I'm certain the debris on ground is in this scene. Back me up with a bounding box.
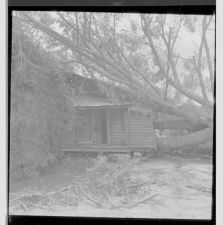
[9,154,212,219]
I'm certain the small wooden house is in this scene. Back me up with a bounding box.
[60,98,157,155]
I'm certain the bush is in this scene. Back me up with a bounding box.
[10,24,76,181]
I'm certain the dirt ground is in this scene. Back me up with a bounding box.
[9,153,213,219]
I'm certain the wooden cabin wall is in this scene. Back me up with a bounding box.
[129,111,155,148]
[110,108,128,146]
[60,107,157,152]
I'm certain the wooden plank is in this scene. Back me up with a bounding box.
[130,138,154,141]
[110,127,127,132]
[129,120,151,123]
[129,117,151,120]
[61,144,154,149]
[110,131,128,134]
[129,131,153,134]
[129,129,153,132]
[150,114,157,151]
[130,128,153,132]
[130,131,153,134]
[130,142,155,147]
[89,108,92,142]
[129,121,152,124]
[129,129,152,132]
[110,134,128,137]
[111,134,153,137]
[109,109,128,146]
[119,127,151,131]
[89,145,128,149]
[131,139,154,141]
[62,148,131,153]
[129,138,154,141]
[132,145,155,148]
[121,135,152,138]
[129,121,152,125]
[130,140,154,144]
[127,108,130,147]
[110,138,127,141]
[130,143,155,146]
[115,122,126,125]
[129,128,152,131]
[129,135,153,137]
[106,109,111,144]
[128,110,156,148]
[127,109,131,159]
[62,146,128,150]
[125,140,153,143]
[62,147,154,153]
[129,147,154,151]
[129,132,153,135]
[126,122,151,125]
[129,124,152,127]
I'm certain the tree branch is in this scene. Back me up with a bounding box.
[141,15,212,107]
[18,12,213,127]
[192,16,210,102]
[170,17,184,52]
[203,16,214,95]
[204,36,214,94]
[160,16,180,83]
[193,56,209,101]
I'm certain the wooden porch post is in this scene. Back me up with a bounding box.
[127,108,134,158]
[151,113,158,152]
[106,109,111,145]
[89,108,92,142]
[127,108,130,147]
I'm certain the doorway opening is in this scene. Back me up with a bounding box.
[100,109,108,144]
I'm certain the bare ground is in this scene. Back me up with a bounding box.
[9,153,213,219]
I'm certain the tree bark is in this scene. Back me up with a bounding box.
[153,119,207,131]
[156,128,213,151]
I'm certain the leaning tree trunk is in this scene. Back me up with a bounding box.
[18,12,214,153]
[153,119,208,131]
[156,128,213,151]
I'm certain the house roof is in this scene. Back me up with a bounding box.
[72,95,131,109]
[129,106,152,115]
[72,96,155,116]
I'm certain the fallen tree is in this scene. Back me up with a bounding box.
[156,128,213,151]
[153,119,208,131]
[14,12,214,152]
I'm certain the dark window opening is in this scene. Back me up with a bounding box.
[100,109,107,144]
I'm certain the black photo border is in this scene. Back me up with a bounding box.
[7,0,216,225]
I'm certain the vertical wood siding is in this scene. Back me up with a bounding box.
[129,110,155,148]
[60,107,156,150]
[110,108,128,145]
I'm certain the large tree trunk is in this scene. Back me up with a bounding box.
[18,13,214,152]
[156,128,213,151]
[19,12,213,127]
[153,119,208,131]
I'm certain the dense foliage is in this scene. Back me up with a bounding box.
[10,12,215,180]
[10,17,76,180]
[16,12,214,124]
